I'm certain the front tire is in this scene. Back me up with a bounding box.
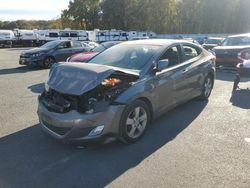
[199,75,213,100]
[119,100,151,144]
[43,56,56,69]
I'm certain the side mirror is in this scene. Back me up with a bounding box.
[156,59,169,72]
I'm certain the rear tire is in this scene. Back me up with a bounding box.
[43,56,56,69]
[199,75,213,100]
[119,100,151,144]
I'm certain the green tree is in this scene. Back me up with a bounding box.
[61,0,101,30]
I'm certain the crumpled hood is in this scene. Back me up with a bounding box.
[47,62,115,95]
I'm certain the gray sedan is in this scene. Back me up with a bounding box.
[19,40,90,68]
[37,39,215,144]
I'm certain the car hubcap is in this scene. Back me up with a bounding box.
[126,107,148,139]
[204,78,212,97]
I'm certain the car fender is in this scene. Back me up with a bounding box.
[114,78,157,112]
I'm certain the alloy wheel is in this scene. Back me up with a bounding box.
[125,106,148,139]
[204,77,212,97]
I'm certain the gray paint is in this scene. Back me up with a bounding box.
[38,39,216,142]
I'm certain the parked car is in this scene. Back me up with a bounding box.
[213,34,250,67]
[202,37,224,50]
[19,40,90,68]
[83,41,99,49]
[238,49,250,61]
[66,41,122,62]
[38,39,215,144]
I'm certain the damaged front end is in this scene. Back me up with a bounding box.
[39,63,139,114]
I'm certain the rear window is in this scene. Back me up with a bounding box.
[222,37,250,46]
[205,39,222,44]
[183,45,202,61]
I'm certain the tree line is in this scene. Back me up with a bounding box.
[1,0,250,34]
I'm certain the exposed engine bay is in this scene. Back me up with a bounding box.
[40,71,138,114]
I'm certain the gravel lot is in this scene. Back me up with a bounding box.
[0,48,250,188]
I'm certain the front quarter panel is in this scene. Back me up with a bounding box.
[114,76,158,113]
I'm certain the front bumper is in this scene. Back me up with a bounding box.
[37,99,125,143]
[19,57,44,66]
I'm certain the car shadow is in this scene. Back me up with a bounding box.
[28,83,45,94]
[0,100,207,188]
[0,66,42,75]
[230,89,250,109]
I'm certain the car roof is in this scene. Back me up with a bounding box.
[228,33,250,38]
[122,39,192,46]
[101,41,122,45]
[207,37,224,40]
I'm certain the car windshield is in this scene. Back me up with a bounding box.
[222,37,250,46]
[40,41,62,49]
[88,44,161,70]
[205,39,222,44]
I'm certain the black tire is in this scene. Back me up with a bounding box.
[199,75,213,100]
[43,56,56,69]
[119,100,151,144]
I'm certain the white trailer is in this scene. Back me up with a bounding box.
[120,31,128,41]
[137,31,148,38]
[59,29,88,41]
[109,29,121,41]
[87,30,97,41]
[78,30,88,41]
[13,29,38,46]
[87,29,109,42]
[127,31,138,40]
[148,31,157,38]
[0,30,16,47]
[96,30,109,42]
[35,30,60,45]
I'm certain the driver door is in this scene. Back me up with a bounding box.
[152,45,183,113]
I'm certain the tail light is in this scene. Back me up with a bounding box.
[238,50,250,60]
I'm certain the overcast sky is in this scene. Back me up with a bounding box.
[0,0,69,21]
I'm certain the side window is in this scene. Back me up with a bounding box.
[160,46,180,67]
[70,32,78,37]
[72,41,82,48]
[183,45,201,61]
[58,42,71,49]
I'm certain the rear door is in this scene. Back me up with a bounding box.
[54,41,72,61]
[179,43,204,99]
